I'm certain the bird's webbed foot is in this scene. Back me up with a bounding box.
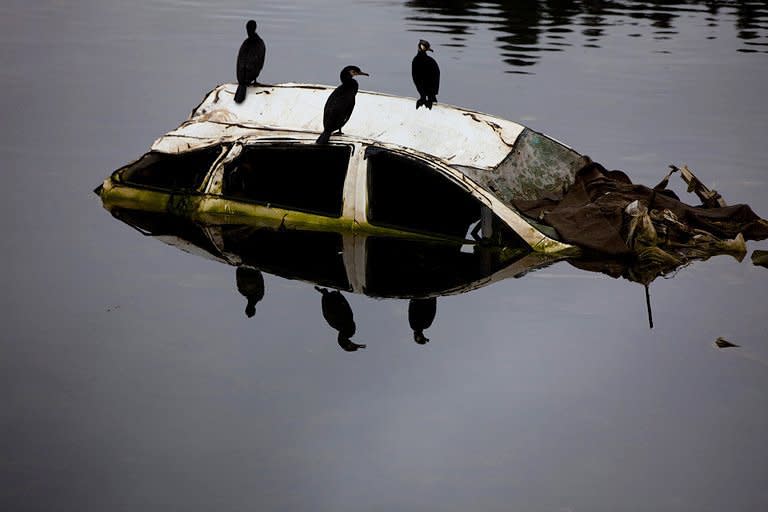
[338,337,366,352]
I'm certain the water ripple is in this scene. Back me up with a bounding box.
[404,0,768,72]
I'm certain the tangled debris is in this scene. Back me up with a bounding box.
[714,337,740,349]
[514,159,768,284]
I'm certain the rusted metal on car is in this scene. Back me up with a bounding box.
[474,129,588,202]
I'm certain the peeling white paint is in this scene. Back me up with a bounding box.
[156,83,525,171]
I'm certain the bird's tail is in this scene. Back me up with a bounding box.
[316,130,331,144]
[234,83,247,104]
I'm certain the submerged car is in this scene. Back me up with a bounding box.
[95,83,768,338]
[96,82,588,254]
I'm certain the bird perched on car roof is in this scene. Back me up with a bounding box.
[234,19,266,104]
[412,39,440,109]
[316,65,369,144]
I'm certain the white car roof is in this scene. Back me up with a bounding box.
[151,83,525,171]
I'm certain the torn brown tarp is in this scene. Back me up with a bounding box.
[514,161,768,257]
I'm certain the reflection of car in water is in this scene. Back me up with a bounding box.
[105,204,554,350]
[95,82,767,341]
[106,206,541,300]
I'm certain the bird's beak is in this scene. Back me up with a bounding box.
[427,48,434,52]
[354,70,369,77]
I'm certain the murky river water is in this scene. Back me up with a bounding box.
[2,1,767,511]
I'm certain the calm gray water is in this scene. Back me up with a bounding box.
[2,1,768,511]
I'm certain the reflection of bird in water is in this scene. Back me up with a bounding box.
[408,297,437,344]
[412,39,440,109]
[316,65,369,144]
[236,266,265,318]
[234,19,266,104]
[315,286,366,351]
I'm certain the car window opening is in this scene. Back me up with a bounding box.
[222,144,351,217]
[366,149,524,246]
[118,146,222,191]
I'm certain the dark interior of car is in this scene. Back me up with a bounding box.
[222,144,351,217]
[118,146,223,191]
[366,149,482,239]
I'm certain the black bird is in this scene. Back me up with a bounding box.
[234,19,266,104]
[408,297,437,345]
[315,286,366,351]
[235,266,265,318]
[316,65,369,144]
[412,39,440,109]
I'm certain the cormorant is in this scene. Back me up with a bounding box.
[316,65,369,144]
[411,39,440,110]
[315,286,366,351]
[234,19,266,104]
[235,266,265,318]
[408,297,437,345]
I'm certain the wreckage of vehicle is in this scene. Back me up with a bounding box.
[95,82,587,254]
[95,82,768,268]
